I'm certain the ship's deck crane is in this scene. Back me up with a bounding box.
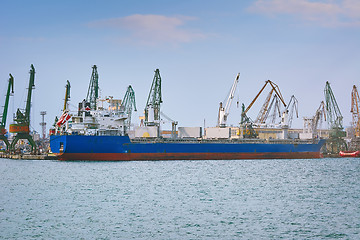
[9,65,37,153]
[64,80,71,111]
[0,74,14,150]
[145,69,162,127]
[218,73,240,128]
[56,80,71,130]
[121,85,137,133]
[351,85,360,138]
[86,65,99,110]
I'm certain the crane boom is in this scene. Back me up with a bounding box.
[245,80,286,114]
[0,74,14,151]
[1,74,14,130]
[218,73,240,127]
[262,94,281,124]
[25,64,35,122]
[255,89,274,124]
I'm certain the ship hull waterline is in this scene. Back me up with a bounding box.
[54,152,322,161]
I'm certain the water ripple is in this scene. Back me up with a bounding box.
[0,158,359,239]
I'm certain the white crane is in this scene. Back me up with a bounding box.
[218,73,240,128]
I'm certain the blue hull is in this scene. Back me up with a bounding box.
[50,135,325,161]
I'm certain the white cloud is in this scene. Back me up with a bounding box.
[89,14,205,46]
[248,0,360,27]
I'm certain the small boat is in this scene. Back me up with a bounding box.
[339,150,360,157]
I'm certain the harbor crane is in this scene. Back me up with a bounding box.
[324,81,343,133]
[351,85,360,138]
[145,69,162,127]
[240,79,287,138]
[86,65,99,110]
[324,81,346,153]
[312,101,326,137]
[9,65,37,153]
[261,94,281,125]
[121,85,137,132]
[284,95,299,128]
[217,73,240,128]
[303,101,326,139]
[240,104,258,138]
[0,74,14,151]
[160,111,178,138]
[348,85,360,150]
[246,80,287,125]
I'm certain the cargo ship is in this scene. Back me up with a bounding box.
[50,134,325,161]
[49,67,326,161]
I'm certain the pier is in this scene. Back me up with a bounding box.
[0,152,57,160]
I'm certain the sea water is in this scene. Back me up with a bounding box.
[0,158,359,239]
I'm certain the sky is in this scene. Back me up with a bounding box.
[1,0,360,135]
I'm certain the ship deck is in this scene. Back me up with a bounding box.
[130,137,319,144]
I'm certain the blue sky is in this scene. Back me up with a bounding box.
[1,0,360,134]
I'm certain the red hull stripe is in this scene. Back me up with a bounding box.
[55,152,322,161]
